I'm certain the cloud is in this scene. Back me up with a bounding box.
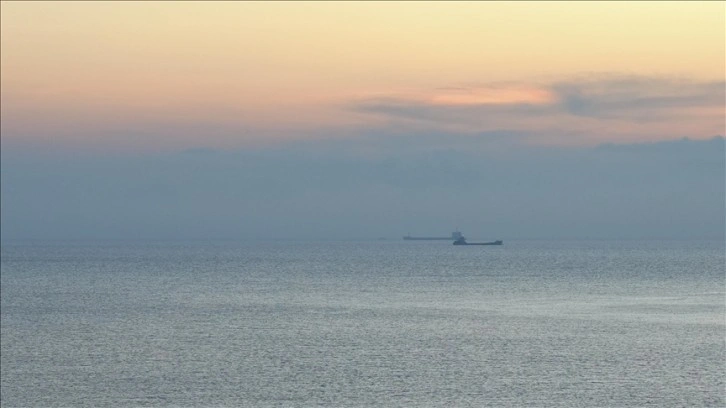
[552,75,725,120]
[349,75,725,142]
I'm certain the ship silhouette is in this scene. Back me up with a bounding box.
[403,230,503,245]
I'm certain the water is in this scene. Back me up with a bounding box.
[1,240,724,407]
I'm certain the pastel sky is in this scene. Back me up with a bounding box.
[2,1,724,152]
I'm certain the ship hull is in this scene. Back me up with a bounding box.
[454,240,503,246]
[403,236,453,240]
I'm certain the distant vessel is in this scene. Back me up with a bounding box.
[404,231,464,241]
[453,237,503,246]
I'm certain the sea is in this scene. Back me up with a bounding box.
[1,239,724,407]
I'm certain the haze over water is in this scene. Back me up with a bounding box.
[1,240,724,407]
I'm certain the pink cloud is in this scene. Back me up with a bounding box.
[349,75,725,145]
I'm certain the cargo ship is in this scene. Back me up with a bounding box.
[453,237,503,246]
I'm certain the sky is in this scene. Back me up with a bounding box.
[1,1,724,241]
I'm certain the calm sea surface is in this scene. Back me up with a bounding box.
[1,240,724,407]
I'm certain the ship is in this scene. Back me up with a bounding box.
[453,237,503,246]
[403,231,464,241]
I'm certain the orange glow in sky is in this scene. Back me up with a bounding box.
[428,87,556,106]
[1,1,724,151]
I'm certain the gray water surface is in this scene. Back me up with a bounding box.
[2,240,724,407]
